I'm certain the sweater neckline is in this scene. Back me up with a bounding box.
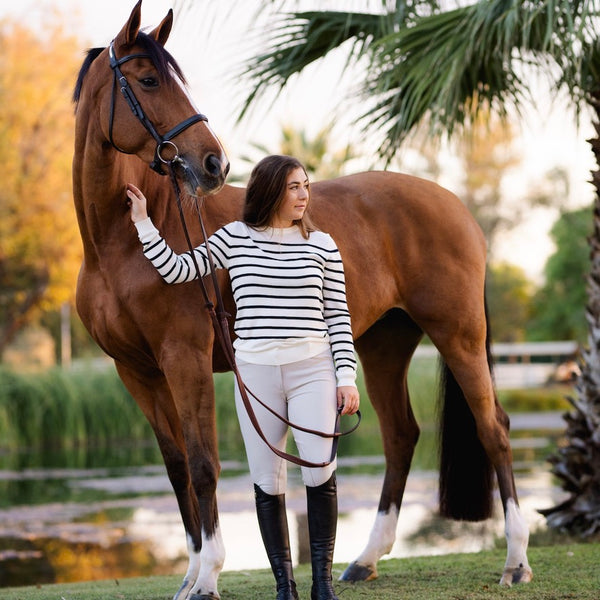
[245,223,302,239]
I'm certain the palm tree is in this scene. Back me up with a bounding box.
[237,0,600,537]
[228,124,356,184]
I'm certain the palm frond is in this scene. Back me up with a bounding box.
[236,2,441,122]
[361,0,599,162]
[235,0,600,161]
[237,10,391,121]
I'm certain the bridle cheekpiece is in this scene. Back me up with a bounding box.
[107,40,208,175]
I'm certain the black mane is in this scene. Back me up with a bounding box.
[72,31,186,105]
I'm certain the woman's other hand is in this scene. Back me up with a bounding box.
[337,385,359,415]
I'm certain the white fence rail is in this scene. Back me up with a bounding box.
[415,341,580,389]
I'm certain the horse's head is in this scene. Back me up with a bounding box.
[73,0,229,196]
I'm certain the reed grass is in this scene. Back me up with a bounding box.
[0,358,432,457]
[0,356,565,458]
[0,365,152,451]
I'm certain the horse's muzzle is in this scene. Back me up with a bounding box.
[177,152,229,196]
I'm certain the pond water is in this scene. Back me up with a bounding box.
[0,412,569,588]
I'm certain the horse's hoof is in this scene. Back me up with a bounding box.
[499,565,533,587]
[339,561,378,582]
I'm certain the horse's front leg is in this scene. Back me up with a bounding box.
[115,361,225,600]
[186,496,224,600]
[168,358,225,600]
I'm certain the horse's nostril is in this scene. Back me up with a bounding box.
[205,153,224,177]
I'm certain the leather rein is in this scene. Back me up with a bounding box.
[108,42,360,468]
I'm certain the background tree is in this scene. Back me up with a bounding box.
[403,109,523,259]
[458,109,520,258]
[0,18,82,360]
[230,123,356,183]
[528,206,592,343]
[235,0,600,536]
[486,262,533,343]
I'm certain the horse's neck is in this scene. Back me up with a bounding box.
[201,185,245,236]
[73,139,163,263]
[73,120,244,262]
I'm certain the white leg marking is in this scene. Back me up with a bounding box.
[353,507,400,566]
[504,498,530,570]
[500,498,532,586]
[172,533,201,600]
[189,523,226,598]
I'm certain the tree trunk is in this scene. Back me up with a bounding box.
[539,98,600,538]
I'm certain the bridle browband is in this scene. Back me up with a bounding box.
[108,41,207,175]
[107,40,360,467]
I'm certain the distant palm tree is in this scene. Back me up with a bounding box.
[236,0,600,537]
[229,123,356,183]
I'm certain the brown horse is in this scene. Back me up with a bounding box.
[72,2,532,598]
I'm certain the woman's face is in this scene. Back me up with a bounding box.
[271,167,309,228]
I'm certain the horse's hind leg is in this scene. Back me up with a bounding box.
[340,309,423,582]
[115,362,224,600]
[433,322,532,587]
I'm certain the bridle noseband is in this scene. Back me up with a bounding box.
[108,41,207,175]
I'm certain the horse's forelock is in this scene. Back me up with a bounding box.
[136,30,186,86]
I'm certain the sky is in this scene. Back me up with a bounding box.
[2,0,597,281]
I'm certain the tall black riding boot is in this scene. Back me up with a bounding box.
[254,484,299,600]
[306,473,339,600]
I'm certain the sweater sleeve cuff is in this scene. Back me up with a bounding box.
[336,367,357,388]
[134,217,160,243]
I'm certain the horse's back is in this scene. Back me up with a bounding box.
[310,171,487,336]
[312,171,483,251]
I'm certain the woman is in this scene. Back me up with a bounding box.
[127,155,360,600]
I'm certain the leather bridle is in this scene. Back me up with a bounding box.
[108,41,207,175]
[108,40,360,467]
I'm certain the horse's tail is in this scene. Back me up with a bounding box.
[437,298,496,521]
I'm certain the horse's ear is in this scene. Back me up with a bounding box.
[114,0,143,47]
[149,9,173,46]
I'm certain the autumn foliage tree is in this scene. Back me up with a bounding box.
[0,17,82,358]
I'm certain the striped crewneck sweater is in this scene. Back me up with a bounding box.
[135,219,357,387]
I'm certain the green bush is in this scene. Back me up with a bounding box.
[498,386,572,412]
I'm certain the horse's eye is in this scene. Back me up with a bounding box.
[139,76,158,88]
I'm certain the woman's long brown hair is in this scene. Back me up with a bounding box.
[243,155,315,238]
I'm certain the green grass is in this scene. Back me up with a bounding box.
[2,544,598,599]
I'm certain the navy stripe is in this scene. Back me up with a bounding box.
[142,221,356,378]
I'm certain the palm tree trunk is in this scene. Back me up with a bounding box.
[539,96,600,538]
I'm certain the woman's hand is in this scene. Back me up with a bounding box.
[337,385,360,415]
[126,183,148,223]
